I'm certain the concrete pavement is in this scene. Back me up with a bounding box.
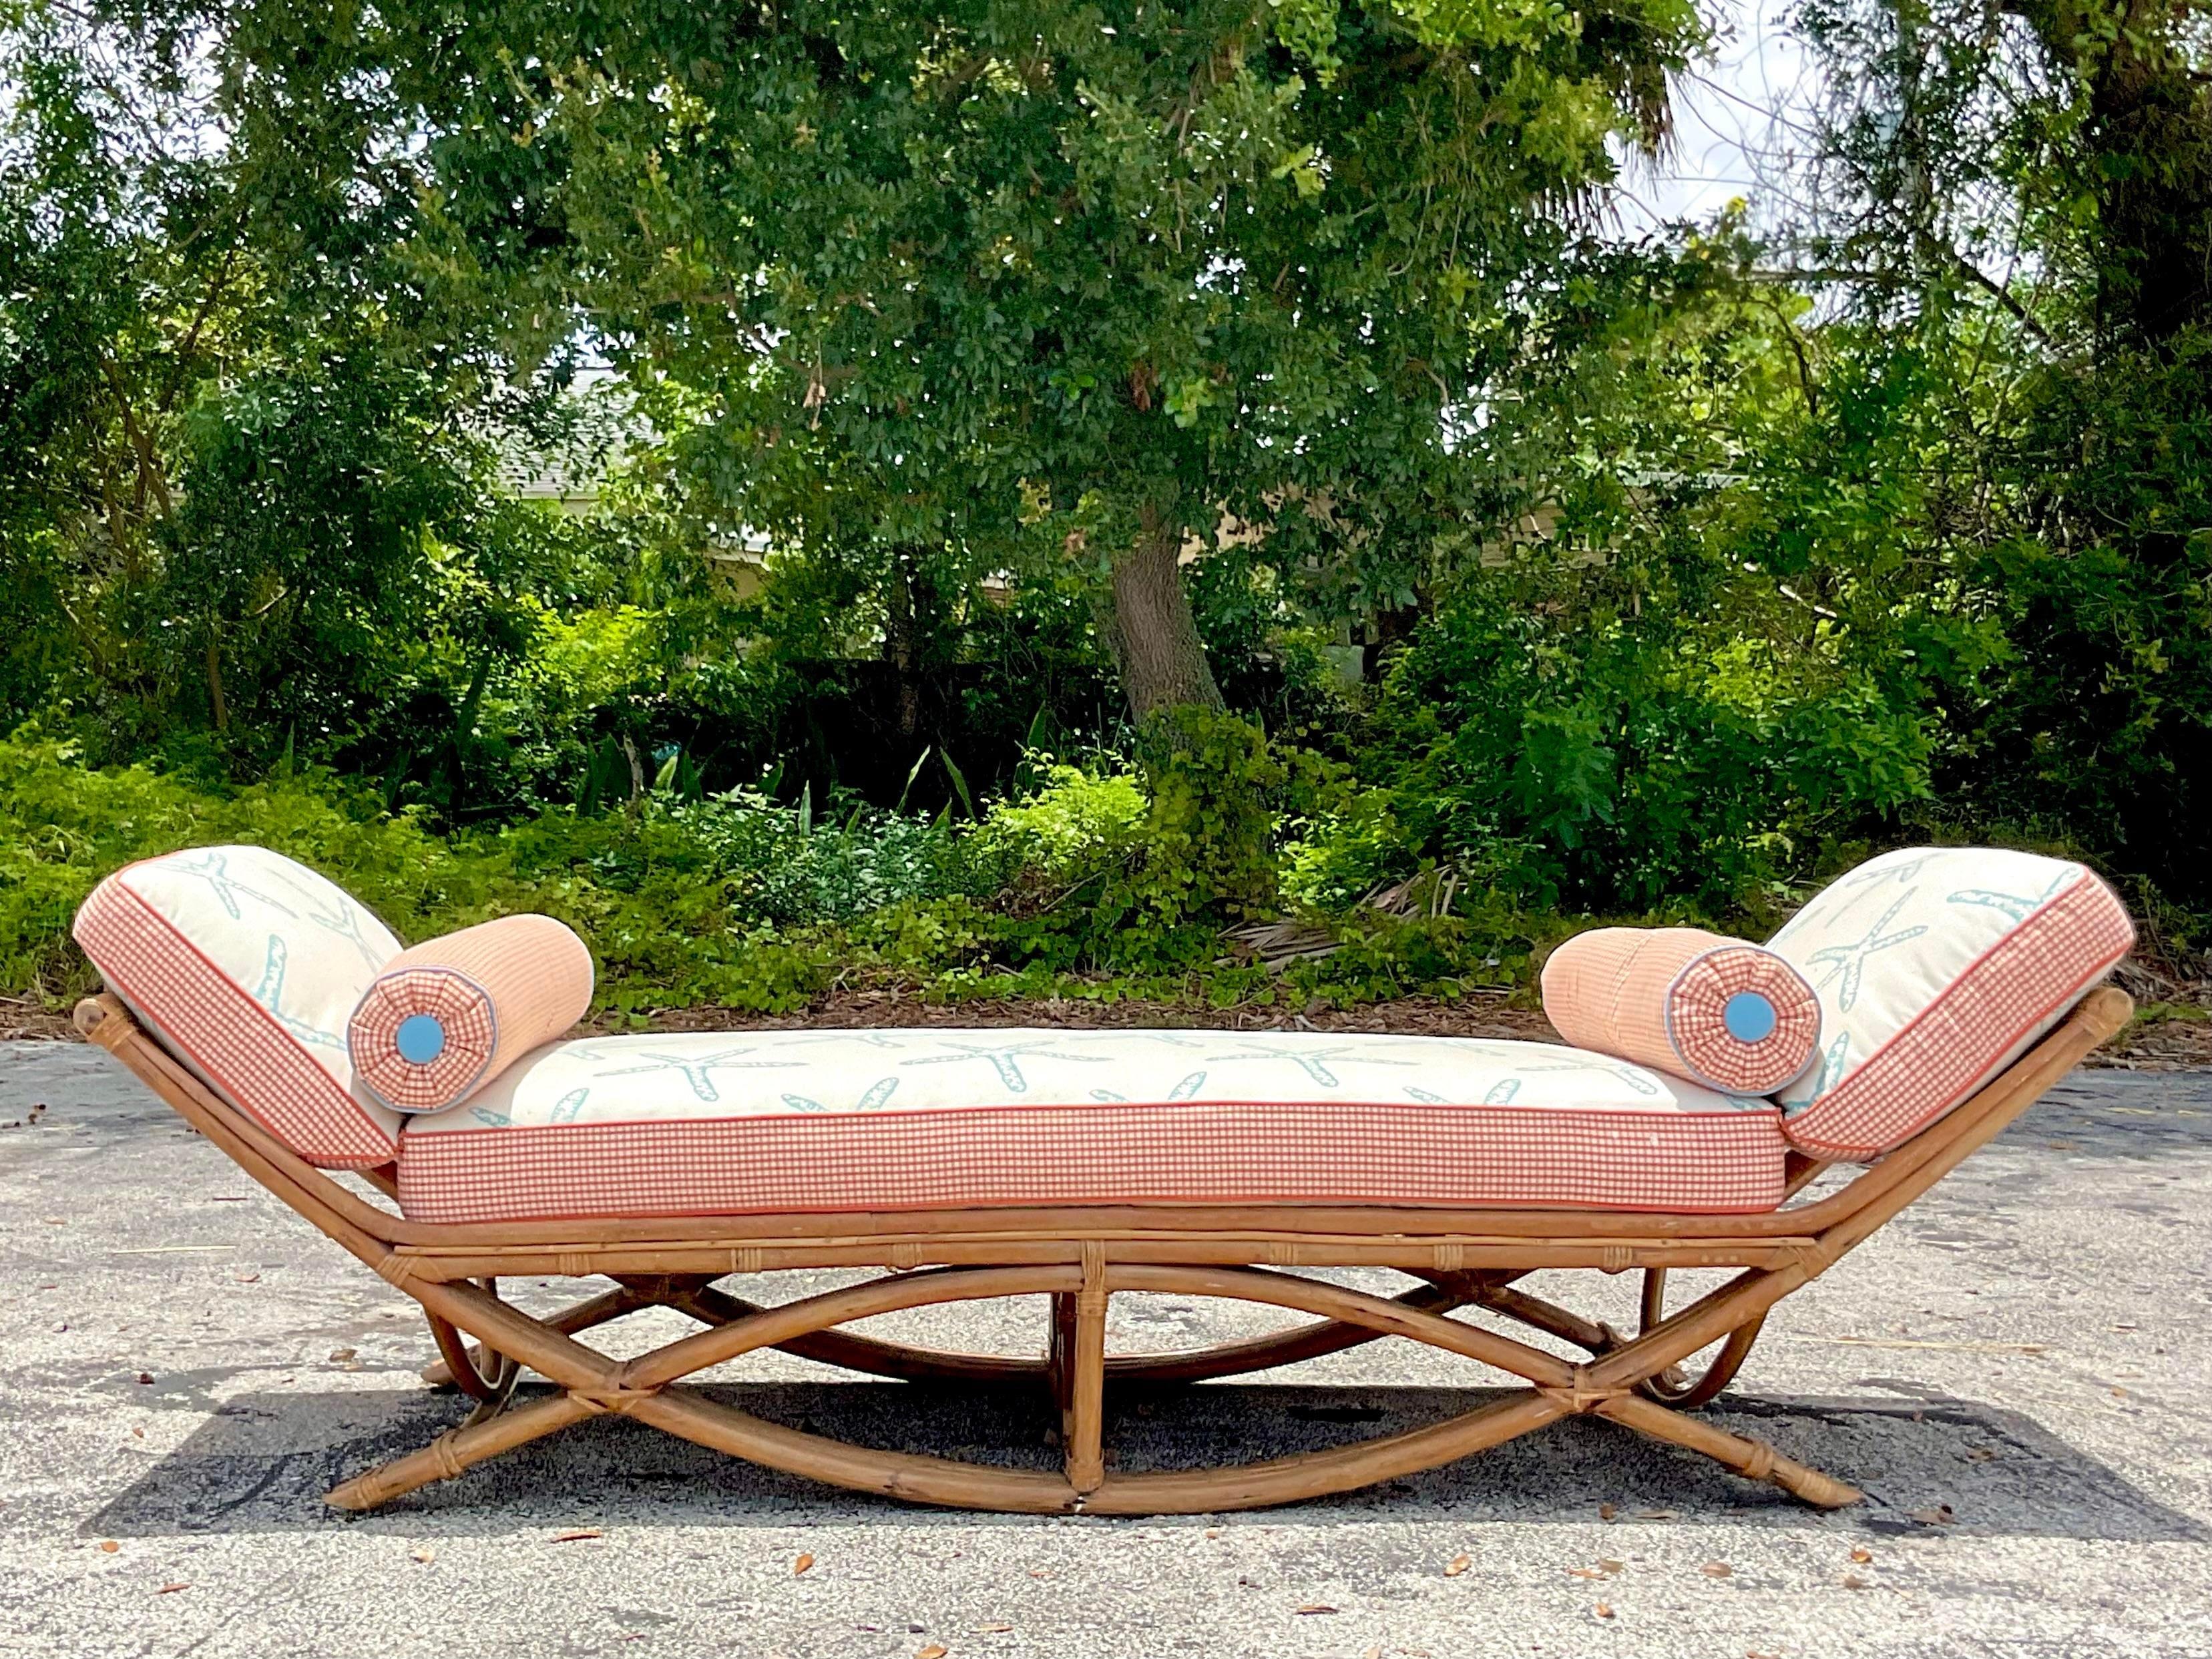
[3,1041,2210,1658]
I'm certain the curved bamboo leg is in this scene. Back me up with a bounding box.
[424,1278,520,1412]
[1597,1393,1861,1508]
[622,1377,1573,1516]
[328,1391,602,1511]
[339,1261,1869,1516]
[438,1270,1508,1395]
[1633,1268,1766,1409]
[1104,1265,1578,1389]
[423,1279,682,1389]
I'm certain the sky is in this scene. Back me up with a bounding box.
[1609,0,1819,234]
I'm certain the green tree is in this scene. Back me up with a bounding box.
[238,0,1699,720]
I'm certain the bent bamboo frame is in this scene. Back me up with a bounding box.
[74,985,2133,1516]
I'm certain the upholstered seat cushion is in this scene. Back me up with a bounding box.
[393,1028,1790,1223]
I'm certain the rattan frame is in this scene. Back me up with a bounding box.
[73,985,2133,1515]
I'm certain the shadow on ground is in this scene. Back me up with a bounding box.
[85,1380,2205,1544]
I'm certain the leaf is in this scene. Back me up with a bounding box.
[1594,1602,1616,1620]
[553,1527,604,1543]
[1841,1572,1870,1590]
[941,751,975,819]
[975,1624,1013,1634]
[326,1347,356,1363]
[793,1552,814,1574]
[1598,1560,1624,1574]
[1700,1561,1733,1578]
[1634,1508,1679,1521]
[1849,1546,1873,1564]
[411,1547,435,1564]
[156,1582,188,1594]
[1295,1604,1338,1615]
[916,1646,949,1659]
[1598,1503,1617,1521]
[895,746,933,812]
[98,1540,119,1554]
[1907,1505,1956,1527]
[1443,1553,1470,1577]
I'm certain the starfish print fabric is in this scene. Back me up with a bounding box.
[1763,847,2133,1159]
[72,845,407,1166]
[393,1025,1790,1224]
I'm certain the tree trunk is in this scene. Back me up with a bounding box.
[885,552,923,740]
[2002,0,2212,341]
[204,635,228,732]
[1109,505,1225,720]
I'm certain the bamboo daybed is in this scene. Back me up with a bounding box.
[71,980,2133,1517]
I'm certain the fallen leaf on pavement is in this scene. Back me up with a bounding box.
[1295,1604,1337,1615]
[1594,1602,1615,1620]
[1568,1568,1607,1581]
[552,1528,604,1543]
[793,1553,814,1574]
[1204,1527,1221,1539]
[1849,1546,1873,1564]
[1965,1447,1994,1462]
[131,1427,144,1439]
[1598,1503,1617,1521]
[1443,1554,1470,1577]
[975,1624,1013,1634]
[156,1582,188,1595]
[98,1541,119,1554]
[326,1347,356,1364]
[411,1548,434,1564]
[1598,1560,1624,1574]
[135,1373,153,1385]
[1841,1572,1869,1590]
[231,1273,260,1284]
[1907,1505,1955,1527]
[1362,1648,1384,1659]
[916,1646,948,1659]
[1635,1509,1679,1521]
[1701,1562,1733,1579]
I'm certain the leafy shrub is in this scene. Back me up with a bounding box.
[1362,583,1934,914]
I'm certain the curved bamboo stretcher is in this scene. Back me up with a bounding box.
[74,986,2133,1515]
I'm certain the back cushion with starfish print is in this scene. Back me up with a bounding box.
[73,845,407,1168]
[1763,847,2133,1160]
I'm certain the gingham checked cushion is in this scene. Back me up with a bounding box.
[395,1029,1790,1223]
[72,846,407,1168]
[349,914,595,1113]
[1542,927,1821,1095]
[1766,847,2134,1160]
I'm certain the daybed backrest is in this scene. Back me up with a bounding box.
[1764,847,2133,1160]
[73,846,407,1169]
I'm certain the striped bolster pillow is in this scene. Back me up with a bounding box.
[1542,926,1821,1096]
[347,915,593,1113]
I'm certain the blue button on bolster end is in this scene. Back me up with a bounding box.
[395,1013,447,1065]
[1722,991,1778,1044]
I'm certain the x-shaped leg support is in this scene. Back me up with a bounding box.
[335,1258,1859,1514]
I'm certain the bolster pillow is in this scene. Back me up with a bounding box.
[347,915,593,1113]
[1541,926,1821,1096]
